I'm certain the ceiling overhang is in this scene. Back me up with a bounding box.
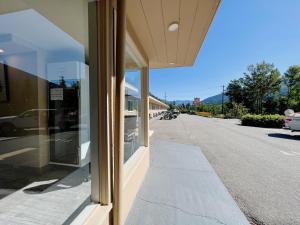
[126,0,221,68]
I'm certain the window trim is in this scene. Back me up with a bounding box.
[89,0,112,205]
[71,204,113,225]
[72,0,114,224]
[123,30,148,163]
[123,146,147,186]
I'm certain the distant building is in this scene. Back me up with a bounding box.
[149,96,169,119]
[193,97,201,106]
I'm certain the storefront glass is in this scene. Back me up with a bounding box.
[0,1,94,224]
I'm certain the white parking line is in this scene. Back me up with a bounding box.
[280,150,300,156]
[291,151,300,156]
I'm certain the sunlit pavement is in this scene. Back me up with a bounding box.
[125,135,249,225]
[149,114,300,225]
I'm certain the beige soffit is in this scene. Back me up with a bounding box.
[126,0,220,68]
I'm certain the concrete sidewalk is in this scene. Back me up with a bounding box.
[125,138,249,225]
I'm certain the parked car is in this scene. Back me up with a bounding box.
[0,109,56,136]
[284,109,300,132]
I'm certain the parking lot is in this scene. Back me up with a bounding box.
[151,114,300,225]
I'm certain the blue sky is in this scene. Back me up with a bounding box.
[149,0,300,101]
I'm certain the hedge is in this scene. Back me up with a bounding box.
[241,114,285,128]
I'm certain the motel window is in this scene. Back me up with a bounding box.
[124,50,144,162]
[127,99,134,112]
[0,1,99,224]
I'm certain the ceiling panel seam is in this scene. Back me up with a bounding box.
[183,0,200,65]
[160,0,168,63]
[139,0,159,63]
[175,0,181,64]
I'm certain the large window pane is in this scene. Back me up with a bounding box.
[0,1,95,224]
[124,51,144,162]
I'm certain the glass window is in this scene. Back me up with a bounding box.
[124,51,144,162]
[0,1,96,224]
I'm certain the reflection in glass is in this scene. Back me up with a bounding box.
[124,60,144,162]
[0,2,92,224]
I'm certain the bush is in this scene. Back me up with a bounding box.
[196,112,212,117]
[180,109,195,114]
[225,102,248,119]
[188,111,196,115]
[215,114,225,119]
[241,114,285,128]
[198,104,222,116]
[180,109,189,114]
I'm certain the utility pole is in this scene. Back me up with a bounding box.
[164,92,167,104]
[221,85,225,114]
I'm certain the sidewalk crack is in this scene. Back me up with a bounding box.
[137,196,228,225]
[151,164,212,173]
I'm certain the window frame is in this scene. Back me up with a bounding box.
[72,0,115,223]
[123,33,148,164]
[89,0,112,205]
[0,0,114,224]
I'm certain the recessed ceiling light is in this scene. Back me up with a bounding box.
[0,49,4,53]
[168,22,179,32]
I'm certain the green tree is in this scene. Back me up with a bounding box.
[59,76,67,88]
[226,62,281,114]
[168,104,176,110]
[226,78,244,104]
[242,61,281,114]
[283,65,300,111]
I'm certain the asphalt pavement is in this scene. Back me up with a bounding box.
[150,114,300,225]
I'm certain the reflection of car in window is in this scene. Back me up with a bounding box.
[0,109,55,136]
[56,108,79,131]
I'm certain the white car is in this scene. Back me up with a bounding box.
[284,109,300,132]
[0,109,56,136]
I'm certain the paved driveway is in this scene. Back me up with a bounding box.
[150,114,300,225]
